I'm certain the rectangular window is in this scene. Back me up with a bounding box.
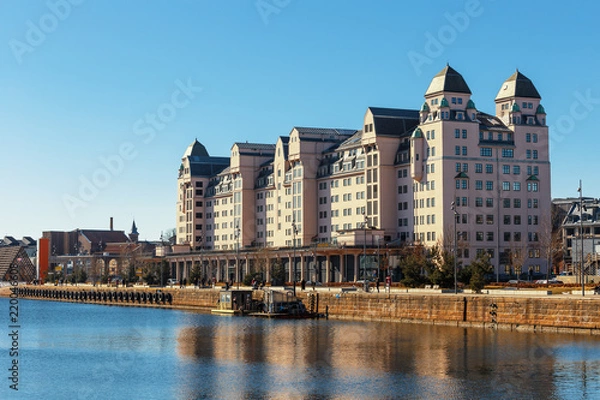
[514,199,521,208]
[533,133,538,143]
[526,133,531,142]
[455,146,461,155]
[504,232,511,241]
[476,232,484,241]
[462,146,467,156]
[514,215,521,225]
[503,165,510,174]
[480,148,492,157]
[503,198,511,208]
[455,129,460,138]
[486,164,493,174]
[513,165,520,175]
[486,232,494,241]
[486,198,493,207]
[486,181,493,190]
[486,215,494,225]
[462,129,467,139]
[475,180,483,190]
[513,182,521,191]
[502,149,514,158]
[504,215,511,225]
[533,150,538,159]
[475,197,483,207]
[526,150,532,159]
[502,182,510,191]
[475,163,483,173]
[476,215,483,224]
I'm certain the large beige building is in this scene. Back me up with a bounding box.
[172,65,551,283]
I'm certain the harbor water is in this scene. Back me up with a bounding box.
[1,298,600,399]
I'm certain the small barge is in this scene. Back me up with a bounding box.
[211,288,322,319]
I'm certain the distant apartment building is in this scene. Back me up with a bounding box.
[172,65,551,282]
[554,197,600,277]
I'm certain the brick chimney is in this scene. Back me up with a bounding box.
[110,217,113,231]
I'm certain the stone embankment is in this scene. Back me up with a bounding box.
[4,285,600,335]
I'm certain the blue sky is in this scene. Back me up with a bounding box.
[1,0,598,241]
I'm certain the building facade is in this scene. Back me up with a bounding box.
[555,197,600,278]
[171,66,551,283]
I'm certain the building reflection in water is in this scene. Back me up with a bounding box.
[175,316,599,399]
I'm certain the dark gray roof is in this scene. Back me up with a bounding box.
[368,107,420,137]
[188,156,230,177]
[495,70,541,100]
[2,236,19,246]
[182,139,209,158]
[294,127,357,137]
[425,65,472,96]
[477,112,513,132]
[234,142,276,151]
[336,131,363,150]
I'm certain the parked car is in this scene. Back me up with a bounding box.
[167,279,179,286]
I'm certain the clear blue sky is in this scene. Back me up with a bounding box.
[1,0,598,241]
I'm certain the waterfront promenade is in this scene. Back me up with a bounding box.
[3,282,600,335]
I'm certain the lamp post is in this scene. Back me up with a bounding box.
[578,180,585,296]
[292,219,298,296]
[376,235,380,285]
[363,212,369,292]
[235,225,240,289]
[451,202,458,294]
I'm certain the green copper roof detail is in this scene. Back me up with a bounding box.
[421,102,430,112]
[411,127,424,139]
[466,99,476,109]
[536,104,546,114]
[511,102,520,112]
[440,97,449,107]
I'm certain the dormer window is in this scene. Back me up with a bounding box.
[456,112,463,120]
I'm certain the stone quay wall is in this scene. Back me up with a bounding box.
[5,286,600,334]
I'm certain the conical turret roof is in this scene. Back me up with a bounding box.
[182,139,209,158]
[425,65,472,96]
[495,70,541,101]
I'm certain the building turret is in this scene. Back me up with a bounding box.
[536,104,546,125]
[410,127,424,181]
[466,99,477,121]
[495,70,542,126]
[419,101,430,123]
[129,220,139,243]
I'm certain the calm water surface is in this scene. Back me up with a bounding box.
[1,298,600,399]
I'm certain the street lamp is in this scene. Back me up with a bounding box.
[235,224,240,289]
[363,212,369,292]
[578,180,585,296]
[292,219,298,295]
[451,202,458,294]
